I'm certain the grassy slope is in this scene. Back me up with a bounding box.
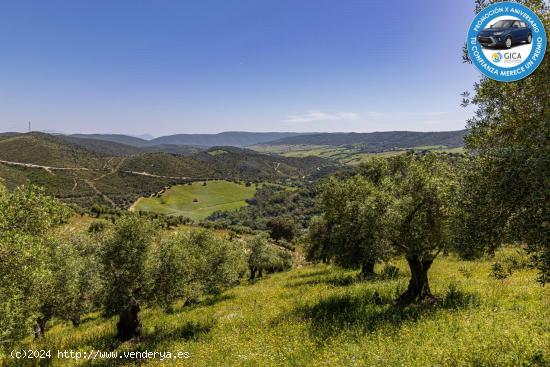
[10,252,550,367]
[251,144,465,165]
[131,180,257,220]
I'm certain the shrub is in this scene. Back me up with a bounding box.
[379,264,400,279]
[490,262,511,280]
[88,221,107,233]
[495,248,530,273]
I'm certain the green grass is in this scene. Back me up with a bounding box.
[250,144,465,166]
[7,250,550,367]
[131,180,257,220]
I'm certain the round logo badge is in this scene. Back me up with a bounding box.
[467,1,546,82]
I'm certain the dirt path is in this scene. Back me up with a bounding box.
[94,157,127,181]
[121,170,191,180]
[0,159,188,180]
[84,179,116,207]
[0,159,93,172]
[0,159,194,208]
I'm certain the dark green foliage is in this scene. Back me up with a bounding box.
[310,153,458,304]
[490,262,511,281]
[267,217,295,242]
[88,220,108,233]
[267,130,467,150]
[307,172,391,278]
[379,264,400,280]
[0,185,70,346]
[100,215,157,341]
[208,183,320,231]
[248,236,293,279]
[458,0,549,283]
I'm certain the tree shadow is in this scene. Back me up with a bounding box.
[289,268,332,279]
[171,293,234,313]
[79,320,215,367]
[144,319,216,347]
[286,273,358,288]
[287,286,479,341]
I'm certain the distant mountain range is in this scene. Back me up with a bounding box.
[262,130,468,151]
[66,130,467,151]
[70,132,308,148]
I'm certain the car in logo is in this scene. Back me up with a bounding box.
[477,19,532,49]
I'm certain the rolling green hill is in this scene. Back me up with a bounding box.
[195,146,338,180]
[0,133,334,209]
[264,130,467,149]
[64,135,203,156]
[131,180,257,220]
[251,144,465,165]
[0,132,108,169]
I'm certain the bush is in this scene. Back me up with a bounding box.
[379,264,400,279]
[490,262,511,280]
[495,248,530,273]
[88,221,107,233]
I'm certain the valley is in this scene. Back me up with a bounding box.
[131,180,257,220]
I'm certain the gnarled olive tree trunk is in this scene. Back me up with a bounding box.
[359,260,375,279]
[396,256,433,305]
[116,299,141,341]
[34,317,47,339]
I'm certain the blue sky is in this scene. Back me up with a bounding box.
[0,0,479,136]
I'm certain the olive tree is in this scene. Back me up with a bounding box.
[307,174,391,278]
[266,217,295,242]
[0,185,69,345]
[49,233,104,327]
[150,229,246,311]
[248,236,292,280]
[312,154,457,304]
[459,0,549,281]
[100,215,156,341]
[381,154,457,304]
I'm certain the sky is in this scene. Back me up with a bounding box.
[0,0,480,136]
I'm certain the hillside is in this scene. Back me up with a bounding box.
[66,135,203,156]
[0,132,108,169]
[58,135,145,156]
[119,152,215,178]
[194,146,338,180]
[14,252,550,367]
[266,130,467,150]
[0,133,337,209]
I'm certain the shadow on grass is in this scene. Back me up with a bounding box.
[79,320,215,367]
[286,286,480,341]
[145,319,216,346]
[287,273,358,288]
[172,293,235,314]
[289,268,332,280]
[287,271,407,289]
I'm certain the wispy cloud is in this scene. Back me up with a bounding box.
[284,110,360,124]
